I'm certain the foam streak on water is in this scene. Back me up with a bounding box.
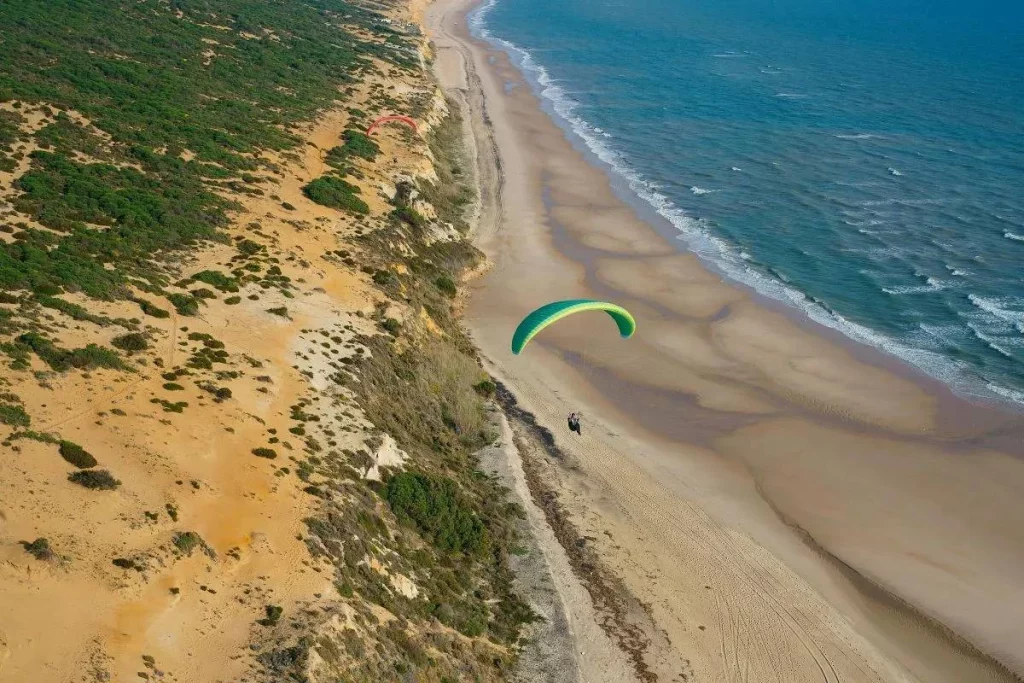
[470,0,1024,407]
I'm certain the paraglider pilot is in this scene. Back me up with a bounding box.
[567,412,581,436]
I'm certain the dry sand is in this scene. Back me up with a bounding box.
[426,0,1024,680]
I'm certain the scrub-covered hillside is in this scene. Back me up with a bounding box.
[0,1,539,681]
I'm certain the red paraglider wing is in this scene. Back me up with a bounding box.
[366,115,418,136]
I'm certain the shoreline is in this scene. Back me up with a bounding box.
[479,6,1024,432]
[467,0,1024,416]
[425,0,1024,680]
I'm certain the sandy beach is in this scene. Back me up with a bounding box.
[426,0,1024,680]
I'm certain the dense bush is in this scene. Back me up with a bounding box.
[391,205,426,229]
[384,472,488,556]
[38,296,110,325]
[15,333,125,372]
[325,129,380,169]
[252,447,277,459]
[0,402,30,427]
[302,176,369,214]
[472,379,496,398]
[167,293,199,316]
[372,270,394,286]
[191,270,239,293]
[435,275,457,298]
[172,531,209,556]
[134,298,170,319]
[111,332,148,352]
[21,538,54,561]
[59,440,97,468]
[68,469,120,490]
[258,604,284,626]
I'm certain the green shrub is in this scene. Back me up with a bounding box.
[153,399,187,413]
[381,318,401,335]
[237,239,262,257]
[372,270,393,286]
[172,531,209,556]
[32,284,62,297]
[252,447,277,459]
[0,402,30,427]
[167,293,199,316]
[435,276,457,298]
[224,296,241,305]
[191,270,239,293]
[258,604,283,626]
[163,383,184,391]
[190,287,217,300]
[391,205,426,229]
[15,333,125,372]
[59,440,97,468]
[384,472,488,556]
[38,296,110,325]
[281,202,296,211]
[472,379,496,398]
[68,469,120,490]
[266,306,289,318]
[302,176,369,214]
[324,130,380,169]
[135,298,170,319]
[111,332,148,352]
[112,557,145,571]
[21,537,53,561]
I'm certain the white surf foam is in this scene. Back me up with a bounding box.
[967,294,1024,334]
[835,133,878,140]
[881,276,949,295]
[967,323,1015,358]
[888,167,903,176]
[469,1,1024,408]
[987,383,1024,404]
[690,186,716,195]
[1004,231,1024,242]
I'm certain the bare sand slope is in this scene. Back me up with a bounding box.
[426,0,1024,680]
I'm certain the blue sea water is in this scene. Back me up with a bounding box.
[470,0,1024,405]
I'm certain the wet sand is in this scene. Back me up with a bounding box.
[426,0,1024,680]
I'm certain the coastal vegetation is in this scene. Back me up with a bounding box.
[0,0,539,680]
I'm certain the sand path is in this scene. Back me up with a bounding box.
[426,0,1024,680]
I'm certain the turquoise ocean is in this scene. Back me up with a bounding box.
[469,0,1024,405]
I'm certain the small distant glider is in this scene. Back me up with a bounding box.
[366,114,418,136]
[511,299,636,355]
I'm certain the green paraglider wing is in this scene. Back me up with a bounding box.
[511,299,636,355]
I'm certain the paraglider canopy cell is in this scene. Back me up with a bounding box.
[511,299,636,355]
[366,114,418,136]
